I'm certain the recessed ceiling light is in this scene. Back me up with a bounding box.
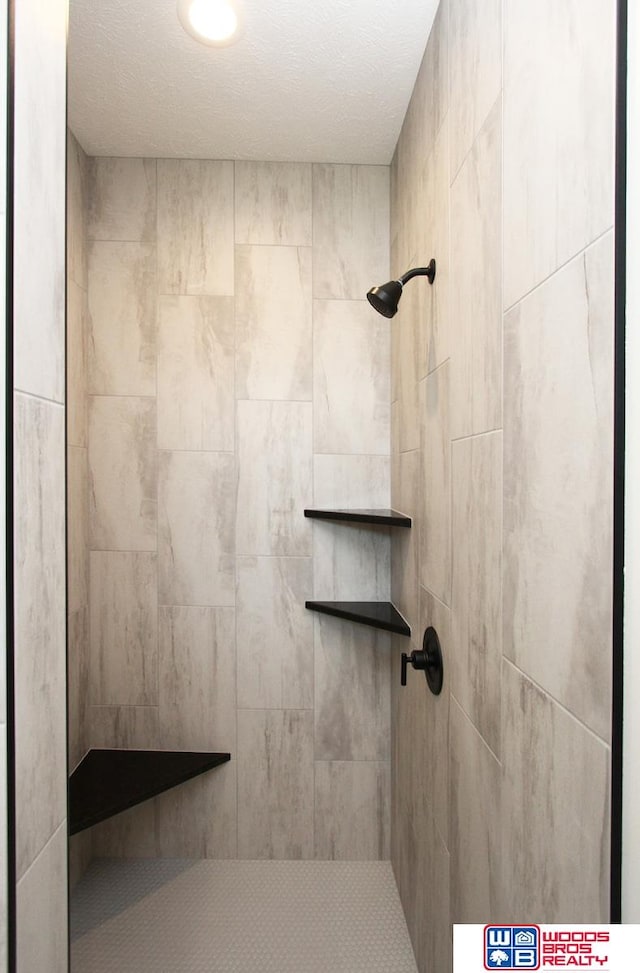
[177,0,243,47]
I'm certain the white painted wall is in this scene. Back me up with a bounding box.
[623,0,640,922]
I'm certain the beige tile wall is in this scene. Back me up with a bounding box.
[67,131,94,890]
[73,157,392,860]
[13,0,69,966]
[391,1,615,969]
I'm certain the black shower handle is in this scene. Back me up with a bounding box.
[400,628,444,696]
[401,649,430,686]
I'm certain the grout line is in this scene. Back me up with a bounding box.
[449,91,503,190]
[419,582,451,614]
[502,225,614,315]
[16,820,68,889]
[89,550,158,556]
[236,707,315,714]
[235,397,313,405]
[425,354,452,380]
[450,692,503,767]
[87,392,156,401]
[87,704,159,709]
[156,447,235,456]
[450,426,503,445]
[13,388,65,408]
[87,237,155,246]
[234,241,313,250]
[502,657,612,750]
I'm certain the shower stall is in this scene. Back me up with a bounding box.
[5,0,624,969]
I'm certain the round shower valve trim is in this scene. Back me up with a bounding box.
[401,626,444,696]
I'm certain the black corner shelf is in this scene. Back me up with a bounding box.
[305,600,411,637]
[69,748,231,835]
[304,508,411,528]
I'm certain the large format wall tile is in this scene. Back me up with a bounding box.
[68,445,88,615]
[68,608,89,771]
[236,401,312,556]
[16,823,67,973]
[93,763,237,861]
[89,551,158,706]
[391,274,420,452]
[235,161,312,246]
[418,118,450,379]
[69,832,92,893]
[159,606,236,749]
[450,99,502,439]
[315,614,390,762]
[87,705,159,749]
[393,806,451,973]
[449,697,501,922]
[92,766,232,861]
[388,0,615,962]
[313,453,390,508]
[313,521,390,602]
[237,557,313,710]
[392,0,447,280]
[236,245,312,401]
[397,586,450,847]
[314,761,389,860]
[503,0,615,308]
[158,296,235,451]
[67,279,87,447]
[313,164,389,300]
[449,0,502,179]
[397,0,448,228]
[90,799,156,859]
[153,763,237,859]
[157,159,234,296]
[500,660,610,920]
[313,453,391,601]
[158,451,235,607]
[14,394,66,877]
[451,431,502,757]
[88,242,156,396]
[419,362,451,606]
[14,0,66,403]
[237,709,314,859]
[88,157,156,242]
[89,396,157,552]
[503,235,613,740]
[67,130,87,290]
[313,300,389,454]
[391,449,420,637]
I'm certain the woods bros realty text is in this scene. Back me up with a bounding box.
[539,931,610,967]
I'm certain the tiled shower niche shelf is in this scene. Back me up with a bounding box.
[305,601,411,637]
[304,508,411,528]
[69,748,231,835]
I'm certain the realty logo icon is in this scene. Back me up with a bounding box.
[484,926,540,969]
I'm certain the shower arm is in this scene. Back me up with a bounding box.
[399,260,436,287]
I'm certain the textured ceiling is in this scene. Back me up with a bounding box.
[68,0,439,164]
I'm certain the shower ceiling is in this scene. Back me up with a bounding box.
[68,0,439,163]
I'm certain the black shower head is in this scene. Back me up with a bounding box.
[366,279,404,318]
[366,259,436,318]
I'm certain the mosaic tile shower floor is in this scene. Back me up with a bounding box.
[71,858,419,973]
